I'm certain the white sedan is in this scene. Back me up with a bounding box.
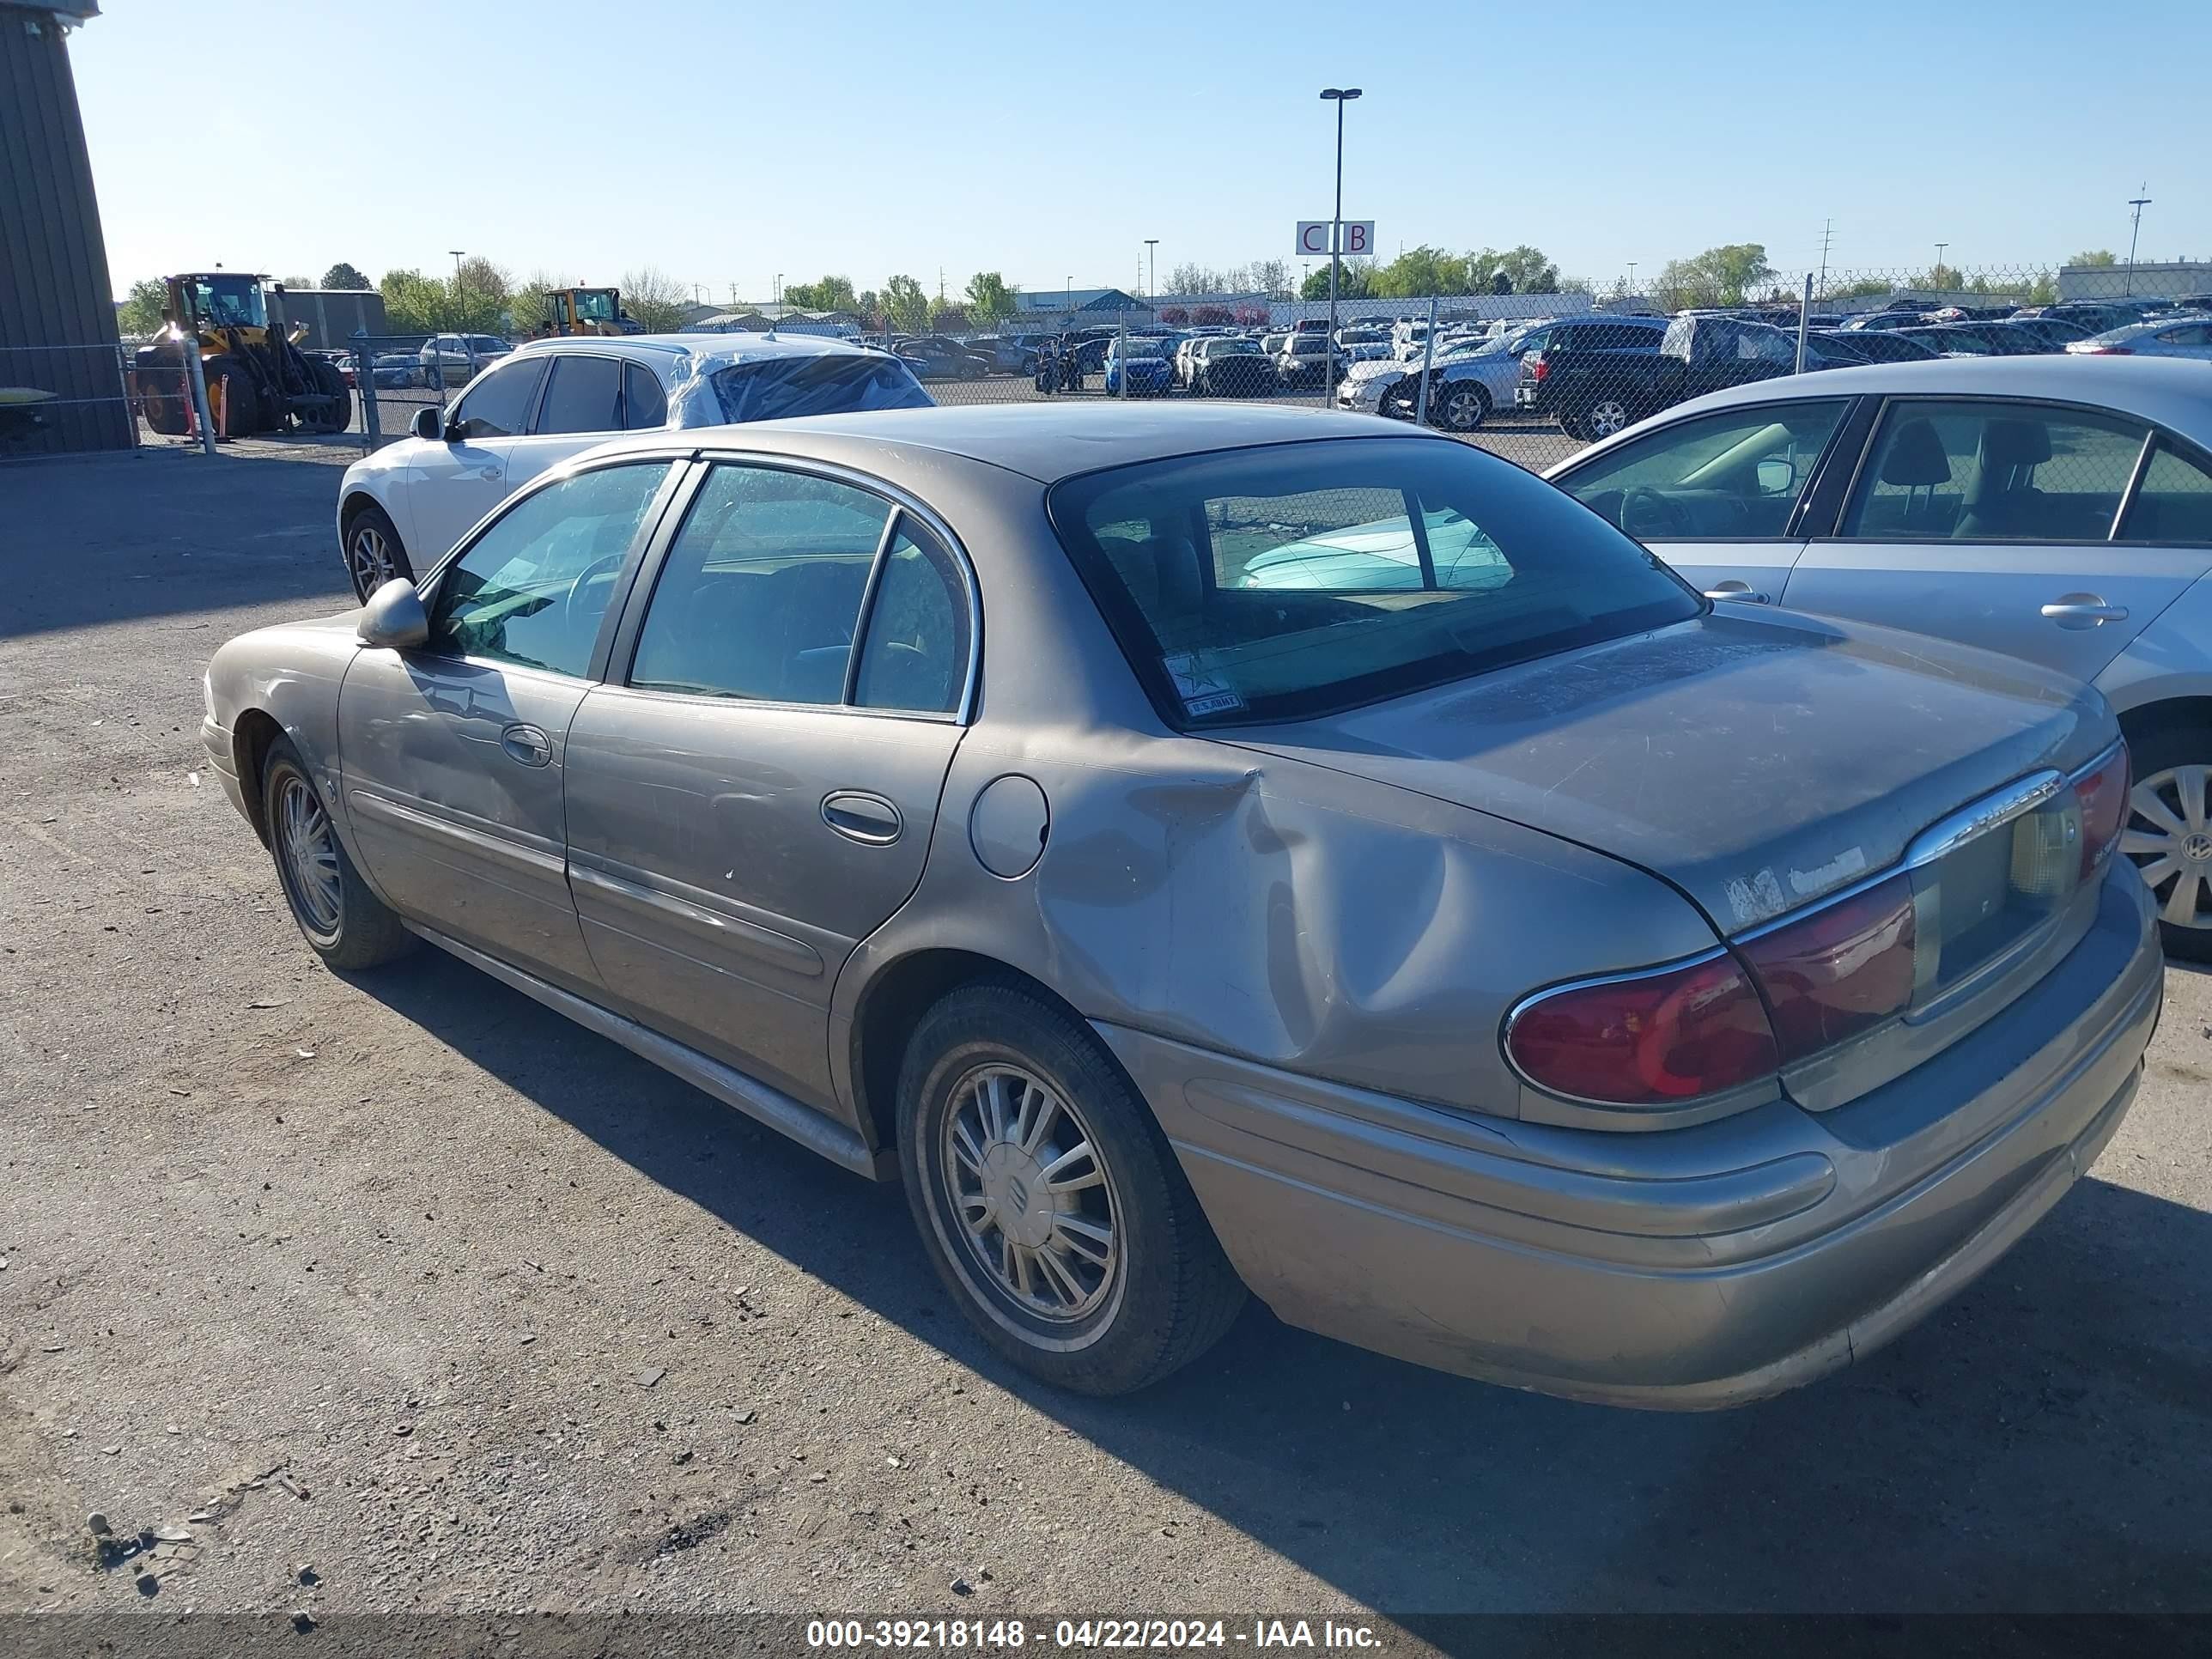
[337,333,932,599]
[2066,315,2212,361]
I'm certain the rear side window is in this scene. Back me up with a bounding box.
[854,523,969,714]
[623,363,667,429]
[1048,437,1699,726]
[628,465,890,704]
[448,357,544,440]
[1844,401,2149,543]
[2118,441,2212,544]
[534,355,623,436]
[709,354,933,422]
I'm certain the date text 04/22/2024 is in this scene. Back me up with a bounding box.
[805,1618,1386,1650]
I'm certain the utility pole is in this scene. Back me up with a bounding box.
[1319,87,1363,407]
[1816,219,1833,301]
[2126,185,2152,296]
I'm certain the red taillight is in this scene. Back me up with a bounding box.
[1529,357,1551,382]
[1736,872,1917,1064]
[1504,954,1778,1106]
[2075,744,2130,876]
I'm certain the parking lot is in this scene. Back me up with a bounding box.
[3,446,2209,1636]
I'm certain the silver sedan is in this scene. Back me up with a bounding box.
[204,404,2159,1405]
[1547,355,2212,958]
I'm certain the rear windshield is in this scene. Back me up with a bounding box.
[709,354,932,423]
[1048,437,1701,726]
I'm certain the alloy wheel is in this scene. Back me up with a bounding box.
[1443,387,1485,430]
[348,522,397,598]
[1588,398,1632,438]
[2124,763,2212,932]
[274,772,343,944]
[939,1063,1120,1323]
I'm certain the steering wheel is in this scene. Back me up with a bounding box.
[1620,486,1693,539]
[562,553,627,633]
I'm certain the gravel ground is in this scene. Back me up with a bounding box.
[1,447,2208,1639]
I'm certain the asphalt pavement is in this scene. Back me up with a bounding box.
[1,445,2207,1640]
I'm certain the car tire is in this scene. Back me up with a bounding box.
[1434,382,1490,433]
[260,735,416,971]
[896,981,1248,1395]
[343,501,414,603]
[2120,722,2212,962]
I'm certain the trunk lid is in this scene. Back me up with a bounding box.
[1221,606,2114,935]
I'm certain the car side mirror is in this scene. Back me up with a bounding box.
[1757,458,1796,495]
[410,406,445,442]
[356,578,429,651]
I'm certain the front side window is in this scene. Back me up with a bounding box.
[534,355,623,435]
[1559,400,1846,539]
[448,358,544,440]
[1844,401,2149,542]
[426,462,672,676]
[629,465,890,703]
[1049,437,1699,726]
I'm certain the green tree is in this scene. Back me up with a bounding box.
[449,256,512,334]
[1652,243,1776,309]
[1485,245,1562,295]
[1371,246,1470,299]
[1833,277,1893,299]
[1923,262,1962,293]
[2025,270,2060,306]
[928,299,970,332]
[964,271,1016,329]
[884,274,929,333]
[118,276,168,336]
[321,262,371,290]
[2069,249,2118,267]
[783,274,860,313]
[1298,257,1373,301]
[379,268,447,334]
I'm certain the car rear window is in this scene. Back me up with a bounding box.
[1047,437,1701,726]
[709,354,933,423]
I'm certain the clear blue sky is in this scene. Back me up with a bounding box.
[72,0,2209,302]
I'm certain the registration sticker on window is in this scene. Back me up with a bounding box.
[1160,652,1245,718]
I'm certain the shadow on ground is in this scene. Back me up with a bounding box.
[0,451,352,640]
[358,947,2212,1617]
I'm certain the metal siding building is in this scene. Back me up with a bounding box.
[0,1,130,455]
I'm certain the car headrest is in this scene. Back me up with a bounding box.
[1880,420,1952,487]
[1150,534,1205,617]
[1980,418,2052,471]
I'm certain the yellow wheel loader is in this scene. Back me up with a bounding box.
[132,272,353,438]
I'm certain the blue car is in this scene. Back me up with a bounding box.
[1103,337,1176,396]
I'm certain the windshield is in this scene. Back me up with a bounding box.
[1115,342,1164,359]
[709,354,933,422]
[190,276,267,330]
[574,290,618,324]
[1048,437,1701,726]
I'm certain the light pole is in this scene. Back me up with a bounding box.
[1626,261,1637,298]
[1320,88,1361,404]
[2126,186,2151,296]
[448,249,465,327]
[1934,242,1949,295]
[1144,239,1158,299]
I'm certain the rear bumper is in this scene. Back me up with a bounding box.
[1101,867,2162,1407]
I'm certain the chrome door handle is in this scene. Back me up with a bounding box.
[2040,597,2129,627]
[821,791,902,845]
[500,723,552,767]
[1703,584,1771,604]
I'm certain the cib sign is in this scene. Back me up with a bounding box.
[1297,221,1373,258]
